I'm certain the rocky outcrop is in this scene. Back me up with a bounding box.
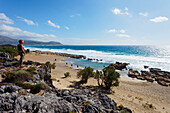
[0,85,131,113]
[33,51,86,59]
[128,68,170,87]
[0,52,132,113]
[108,62,129,70]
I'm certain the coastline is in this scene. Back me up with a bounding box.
[15,51,170,113]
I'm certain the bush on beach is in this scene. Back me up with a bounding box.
[77,67,120,90]
[45,61,56,71]
[77,67,94,83]
[64,72,71,78]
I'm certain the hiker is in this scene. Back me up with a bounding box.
[17,39,25,68]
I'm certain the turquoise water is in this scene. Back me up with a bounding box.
[25,45,170,71]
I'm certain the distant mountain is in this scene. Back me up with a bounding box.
[0,35,62,46]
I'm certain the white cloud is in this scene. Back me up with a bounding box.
[108,29,117,33]
[70,14,81,18]
[120,29,126,33]
[17,16,38,26]
[65,26,69,30]
[139,12,148,17]
[116,34,130,38]
[48,20,60,28]
[112,8,129,15]
[0,24,58,41]
[125,7,128,11]
[0,13,14,24]
[108,29,126,33]
[150,16,168,23]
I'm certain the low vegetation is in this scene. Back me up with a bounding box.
[0,47,30,58]
[64,72,71,78]
[8,61,19,66]
[77,67,94,83]
[102,68,120,90]
[15,81,45,94]
[26,67,36,72]
[5,70,33,82]
[45,61,56,72]
[0,47,18,58]
[77,67,120,90]
[0,83,10,87]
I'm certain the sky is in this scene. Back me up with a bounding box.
[0,0,170,45]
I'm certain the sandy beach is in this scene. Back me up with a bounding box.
[16,52,170,113]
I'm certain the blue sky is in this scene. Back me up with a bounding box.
[0,0,170,45]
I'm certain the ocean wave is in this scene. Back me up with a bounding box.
[25,46,170,71]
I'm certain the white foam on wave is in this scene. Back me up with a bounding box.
[25,46,170,71]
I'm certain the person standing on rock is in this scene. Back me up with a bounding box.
[17,39,25,68]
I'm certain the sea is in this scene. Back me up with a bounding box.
[25,45,170,72]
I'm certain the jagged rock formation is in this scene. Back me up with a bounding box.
[128,68,170,87]
[108,62,129,70]
[33,50,86,59]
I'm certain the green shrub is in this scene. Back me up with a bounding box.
[94,70,103,86]
[8,61,19,66]
[0,47,18,58]
[26,67,36,72]
[51,77,57,81]
[45,61,56,71]
[83,101,90,107]
[77,67,94,83]
[5,70,33,82]
[0,82,10,87]
[15,81,34,89]
[64,72,71,78]
[23,60,33,65]
[30,82,45,94]
[102,68,120,90]
[15,81,45,94]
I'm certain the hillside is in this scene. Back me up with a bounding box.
[0,35,62,46]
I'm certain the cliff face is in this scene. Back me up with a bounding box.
[0,35,62,46]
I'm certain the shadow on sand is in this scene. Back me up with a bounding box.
[68,80,115,94]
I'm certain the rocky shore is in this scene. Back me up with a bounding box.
[128,68,170,87]
[0,52,131,113]
[33,50,86,59]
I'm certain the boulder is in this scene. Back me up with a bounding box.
[128,69,140,78]
[157,80,169,87]
[108,62,129,70]
[144,65,149,69]
[144,76,154,82]
[0,52,11,59]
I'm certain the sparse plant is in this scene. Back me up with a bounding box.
[77,67,94,83]
[102,68,120,90]
[0,82,10,87]
[5,70,33,82]
[83,101,90,107]
[0,47,18,58]
[15,81,34,89]
[45,61,56,72]
[8,61,19,66]
[31,82,45,94]
[94,68,120,90]
[26,67,36,72]
[94,70,103,86]
[51,77,57,81]
[64,72,71,78]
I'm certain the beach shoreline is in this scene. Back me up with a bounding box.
[16,51,170,113]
